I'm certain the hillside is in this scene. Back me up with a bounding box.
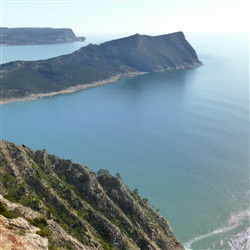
[0,31,202,103]
[0,27,85,46]
[0,140,184,250]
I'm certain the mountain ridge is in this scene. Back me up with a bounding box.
[0,31,202,104]
[0,140,184,250]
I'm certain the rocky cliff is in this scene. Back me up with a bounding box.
[0,140,184,250]
[0,27,85,46]
[0,31,202,103]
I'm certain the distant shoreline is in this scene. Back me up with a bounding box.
[0,72,146,105]
[0,27,85,46]
[0,40,85,47]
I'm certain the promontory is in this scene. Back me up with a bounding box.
[0,31,202,104]
[0,27,85,46]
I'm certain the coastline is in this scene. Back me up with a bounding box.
[0,39,85,47]
[0,72,146,105]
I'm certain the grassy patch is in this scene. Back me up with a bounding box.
[28,217,48,228]
[0,202,19,219]
[36,228,51,237]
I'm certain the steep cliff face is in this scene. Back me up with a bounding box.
[0,195,93,250]
[0,27,85,46]
[0,32,202,102]
[0,140,184,250]
[98,32,201,72]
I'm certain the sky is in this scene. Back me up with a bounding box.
[0,0,249,37]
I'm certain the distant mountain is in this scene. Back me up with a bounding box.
[0,32,202,103]
[0,140,184,250]
[0,27,85,46]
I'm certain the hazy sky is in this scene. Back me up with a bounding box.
[0,0,249,37]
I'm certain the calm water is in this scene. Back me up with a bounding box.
[0,41,85,63]
[0,33,249,249]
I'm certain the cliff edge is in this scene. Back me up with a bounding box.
[0,140,184,250]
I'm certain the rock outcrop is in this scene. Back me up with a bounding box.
[0,140,184,250]
[0,27,85,46]
[0,213,48,250]
[0,32,202,103]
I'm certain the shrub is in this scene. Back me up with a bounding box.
[29,217,48,229]
[0,202,19,219]
[36,228,51,237]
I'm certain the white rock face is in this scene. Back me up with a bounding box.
[0,194,92,250]
[0,215,48,250]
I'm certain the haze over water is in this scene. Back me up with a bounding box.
[1,32,249,249]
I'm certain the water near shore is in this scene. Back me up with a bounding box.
[0,41,85,63]
[1,33,249,249]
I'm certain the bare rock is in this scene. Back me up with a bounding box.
[0,215,48,250]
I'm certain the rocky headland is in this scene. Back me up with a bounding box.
[0,140,184,250]
[0,31,202,104]
[0,27,85,46]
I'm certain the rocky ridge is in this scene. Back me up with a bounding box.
[0,140,184,250]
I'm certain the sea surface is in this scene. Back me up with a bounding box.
[0,32,249,249]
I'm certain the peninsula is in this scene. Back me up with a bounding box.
[0,140,184,250]
[0,27,85,46]
[0,31,202,104]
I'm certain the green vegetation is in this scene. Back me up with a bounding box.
[115,172,122,180]
[0,32,202,101]
[29,217,48,228]
[94,234,115,250]
[28,217,51,238]
[97,169,110,177]
[1,175,26,202]
[48,247,61,250]
[0,202,19,219]
[133,188,139,196]
[36,228,51,237]
[0,140,184,250]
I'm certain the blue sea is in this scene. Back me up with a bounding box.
[0,32,249,249]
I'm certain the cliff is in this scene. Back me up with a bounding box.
[0,32,202,103]
[0,140,184,250]
[0,27,85,46]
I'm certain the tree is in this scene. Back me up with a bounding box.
[133,188,139,196]
[115,172,122,180]
[96,169,110,177]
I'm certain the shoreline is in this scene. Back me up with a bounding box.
[0,63,202,105]
[0,39,85,47]
[0,72,146,105]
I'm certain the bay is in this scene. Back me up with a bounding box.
[1,32,249,249]
[0,41,85,63]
